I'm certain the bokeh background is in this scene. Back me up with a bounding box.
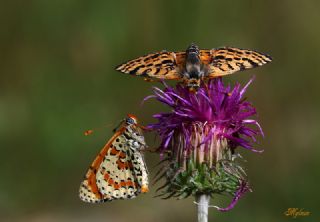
[1,0,319,221]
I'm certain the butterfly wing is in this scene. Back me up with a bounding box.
[95,133,143,201]
[116,51,186,80]
[79,129,125,203]
[200,47,272,78]
[79,128,136,203]
[79,127,149,203]
[130,146,149,193]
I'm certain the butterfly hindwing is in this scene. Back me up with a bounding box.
[79,180,103,203]
[95,133,139,201]
[204,47,272,78]
[116,51,185,80]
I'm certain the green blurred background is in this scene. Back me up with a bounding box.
[1,0,319,221]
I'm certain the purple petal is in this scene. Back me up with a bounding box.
[240,76,255,98]
[167,91,193,106]
[214,180,251,212]
[141,95,157,106]
[163,130,174,148]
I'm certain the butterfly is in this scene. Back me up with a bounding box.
[116,43,272,91]
[79,114,149,203]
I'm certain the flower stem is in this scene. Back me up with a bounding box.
[196,193,210,222]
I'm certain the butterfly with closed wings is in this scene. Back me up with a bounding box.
[79,114,149,203]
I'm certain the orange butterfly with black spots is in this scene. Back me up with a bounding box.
[116,43,272,91]
[79,114,149,203]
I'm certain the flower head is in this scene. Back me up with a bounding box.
[148,77,263,156]
[146,78,263,210]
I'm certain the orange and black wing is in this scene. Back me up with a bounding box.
[79,128,127,203]
[200,47,272,78]
[79,126,148,203]
[116,51,186,80]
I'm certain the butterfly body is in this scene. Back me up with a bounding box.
[182,44,204,89]
[79,114,148,203]
[116,43,272,90]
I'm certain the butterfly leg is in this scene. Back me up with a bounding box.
[143,77,158,82]
[141,147,172,155]
[140,147,158,153]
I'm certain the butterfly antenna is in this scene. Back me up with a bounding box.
[84,129,94,136]
[83,123,113,136]
[112,119,125,133]
[136,123,151,131]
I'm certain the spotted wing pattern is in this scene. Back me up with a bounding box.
[79,127,148,203]
[200,47,272,78]
[116,51,186,80]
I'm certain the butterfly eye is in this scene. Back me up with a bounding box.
[126,117,135,125]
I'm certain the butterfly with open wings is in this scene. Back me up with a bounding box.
[116,43,272,91]
[79,114,149,203]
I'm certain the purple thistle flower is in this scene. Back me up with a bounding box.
[145,77,263,211]
[148,77,263,158]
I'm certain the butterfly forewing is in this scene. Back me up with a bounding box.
[79,125,148,203]
[205,47,272,78]
[116,51,185,80]
[79,130,122,203]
